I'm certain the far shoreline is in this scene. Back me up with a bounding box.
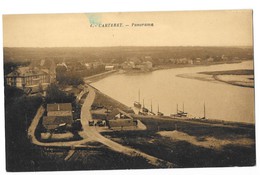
[84,60,254,125]
[177,68,254,89]
[86,60,250,83]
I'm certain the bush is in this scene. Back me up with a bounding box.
[57,73,84,86]
[5,94,43,171]
[45,83,75,103]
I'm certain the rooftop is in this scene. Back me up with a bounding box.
[6,67,48,77]
[47,103,72,112]
[43,115,73,130]
[47,111,72,117]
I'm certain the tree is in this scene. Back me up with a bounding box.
[56,71,84,86]
[45,83,75,104]
[5,93,43,171]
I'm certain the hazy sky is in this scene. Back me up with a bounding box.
[3,10,253,47]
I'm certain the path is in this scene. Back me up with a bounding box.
[28,84,94,148]
[28,85,176,167]
[28,106,92,148]
[81,86,176,167]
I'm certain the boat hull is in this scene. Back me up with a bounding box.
[134,102,142,108]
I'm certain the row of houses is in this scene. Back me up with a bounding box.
[168,55,236,64]
[119,57,212,68]
[5,61,115,95]
[5,55,236,94]
[91,106,138,130]
[57,59,153,72]
[169,58,194,64]
[57,61,105,72]
[42,102,137,132]
[121,61,153,71]
[168,57,215,64]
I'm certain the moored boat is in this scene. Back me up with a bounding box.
[157,104,164,116]
[134,101,142,108]
[170,103,188,117]
[133,89,142,108]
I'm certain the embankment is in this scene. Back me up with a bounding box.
[92,87,134,113]
[84,70,117,83]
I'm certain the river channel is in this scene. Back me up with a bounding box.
[92,61,254,123]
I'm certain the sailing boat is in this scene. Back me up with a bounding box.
[201,102,206,119]
[171,104,180,117]
[134,89,142,108]
[177,103,188,117]
[149,100,156,115]
[142,99,149,113]
[138,99,148,115]
[171,103,188,117]
[157,104,164,116]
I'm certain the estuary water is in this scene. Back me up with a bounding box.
[92,61,254,123]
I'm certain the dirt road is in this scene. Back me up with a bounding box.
[28,85,176,167]
[27,106,91,147]
[81,86,176,167]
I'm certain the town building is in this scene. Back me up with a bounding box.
[143,56,152,61]
[221,55,229,61]
[169,58,193,64]
[43,103,73,130]
[5,67,50,93]
[105,65,115,71]
[134,61,153,71]
[178,58,188,64]
[56,62,67,71]
[30,59,56,83]
[195,58,202,64]
[143,61,153,69]
[85,63,92,70]
[207,57,214,62]
[91,61,104,69]
[121,61,135,69]
[188,59,194,64]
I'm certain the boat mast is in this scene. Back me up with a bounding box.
[204,102,206,118]
[138,89,140,103]
[143,99,145,108]
[183,102,184,112]
[177,104,178,113]
[151,100,153,112]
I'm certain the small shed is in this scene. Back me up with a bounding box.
[105,65,115,71]
[43,103,73,130]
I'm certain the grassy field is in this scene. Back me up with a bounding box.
[101,117,255,168]
[29,142,155,171]
[91,83,255,168]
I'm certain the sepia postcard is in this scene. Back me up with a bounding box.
[3,10,255,172]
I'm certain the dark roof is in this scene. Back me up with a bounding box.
[47,111,72,117]
[6,67,48,78]
[42,115,73,130]
[47,103,72,112]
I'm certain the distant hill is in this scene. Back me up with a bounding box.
[4,46,253,64]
